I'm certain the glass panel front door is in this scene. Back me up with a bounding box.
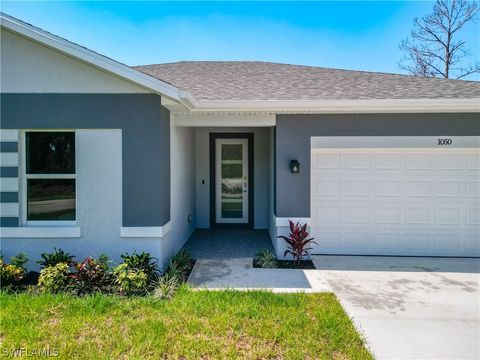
[216,138,248,223]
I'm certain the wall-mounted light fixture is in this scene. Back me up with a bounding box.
[290,160,300,174]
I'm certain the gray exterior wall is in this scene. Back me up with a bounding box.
[276,113,480,217]
[1,93,170,226]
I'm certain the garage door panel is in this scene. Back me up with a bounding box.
[466,208,480,225]
[466,233,480,252]
[405,153,433,170]
[315,232,341,249]
[312,206,340,224]
[344,180,370,196]
[436,181,462,197]
[311,140,480,257]
[371,233,403,250]
[406,180,432,197]
[374,180,403,197]
[402,233,431,251]
[343,208,370,224]
[436,153,464,170]
[466,181,480,197]
[434,233,461,252]
[344,153,370,169]
[313,180,341,197]
[373,208,402,224]
[435,208,461,225]
[372,152,402,169]
[313,153,340,169]
[341,232,371,250]
[466,153,480,170]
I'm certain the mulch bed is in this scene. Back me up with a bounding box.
[183,259,196,280]
[22,271,40,286]
[253,260,316,270]
[9,261,198,291]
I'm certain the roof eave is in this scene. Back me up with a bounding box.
[189,98,480,114]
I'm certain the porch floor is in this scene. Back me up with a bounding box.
[183,228,274,259]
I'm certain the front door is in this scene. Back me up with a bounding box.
[215,138,249,223]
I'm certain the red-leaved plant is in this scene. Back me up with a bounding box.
[277,220,317,263]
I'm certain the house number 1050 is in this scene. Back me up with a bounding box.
[437,138,453,145]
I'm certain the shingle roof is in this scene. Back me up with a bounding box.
[134,61,480,102]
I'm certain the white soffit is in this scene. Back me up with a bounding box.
[173,113,276,127]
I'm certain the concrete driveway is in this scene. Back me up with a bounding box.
[312,256,480,360]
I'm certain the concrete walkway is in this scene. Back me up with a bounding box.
[313,255,480,360]
[187,258,331,293]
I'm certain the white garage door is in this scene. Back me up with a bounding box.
[310,136,480,257]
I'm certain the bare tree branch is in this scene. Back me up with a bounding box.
[398,0,479,79]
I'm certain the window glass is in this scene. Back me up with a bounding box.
[26,132,75,174]
[27,179,75,221]
[25,131,76,222]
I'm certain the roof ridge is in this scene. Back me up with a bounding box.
[133,61,480,84]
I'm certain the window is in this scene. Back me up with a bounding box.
[24,132,76,223]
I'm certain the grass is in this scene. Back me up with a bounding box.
[0,288,372,359]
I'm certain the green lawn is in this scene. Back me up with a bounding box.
[0,288,372,359]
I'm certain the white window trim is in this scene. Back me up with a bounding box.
[20,130,78,227]
[1,226,81,238]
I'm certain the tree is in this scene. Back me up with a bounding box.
[399,0,479,79]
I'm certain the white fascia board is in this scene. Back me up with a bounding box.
[0,13,182,101]
[192,98,480,113]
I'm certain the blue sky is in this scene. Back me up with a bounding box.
[2,1,479,79]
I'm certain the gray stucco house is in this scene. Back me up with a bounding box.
[1,13,479,270]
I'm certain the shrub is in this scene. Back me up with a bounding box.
[0,253,29,286]
[10,253,29,273]
[113,263,148,295]
[153,274,179,300]
[254,250,277,268]
[38,263,70,293]
[69,255,111,295]
[165,249,194,283]
[165,261,187,283]
[170,249,194,271]
[0,260,24,286]
[120,252,158,284]
[152,250,193,300]
[277,220,317,264]
[38,248,75,268]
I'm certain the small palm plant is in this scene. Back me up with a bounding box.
[254,250,277,269]
[277,220,317,264]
